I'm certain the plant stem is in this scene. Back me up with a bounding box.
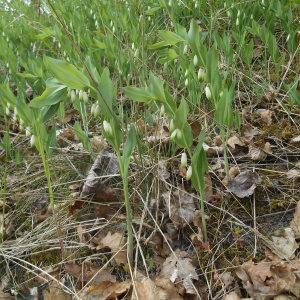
[199,181,207,241]
[39,141,54,208]
[221,127,229,178]
[121,169,134,264]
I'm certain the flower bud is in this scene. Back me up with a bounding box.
[236,18,239,26]
[186,165,192,180]
[197,68,206,81]
[176,129,182,139]
[82,91,89,103]
[185,78,189,86]
[70,90,76,102]
[237,10,241,17]
[25,127,31,137]
[205,85,211,99]
[5,105,10,116]
[184,69,189,77]
[92,103,100,117]
[79,90,83,100]
[30,135,36,147]
[103,120,113,135]
[183,44,188,54]
[169,119,175,132]
[181,152,188,168]
[160,105,165,116]
[170,128,178,140]
[193,55,198,66]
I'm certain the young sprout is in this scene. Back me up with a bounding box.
[205,85,212,99]
[103,120,113,135]
[186,165,192,180]
[193,55,198,66]
[236,18,239,26]
[134,49,139,57]
[181,152,188,168]
[184,69,189,77]
[198,68,206,81]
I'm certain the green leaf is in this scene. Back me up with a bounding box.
[174,98,189,129]
[121,124,137,171]
[99,67,115,115]
[188,20,200,47]
[17,72,38,79]
[45,127,56,155]
[42,102,60,122]
[149,30,185,49]
[145,6,162,15]
[44,56,90,90]
[124,86,155,103]
[30,79,66,108]
[149,73,166,101]
[158,48,178,64]
[174,123,193,149]
[74,122,91,152]
[289,79,300,105]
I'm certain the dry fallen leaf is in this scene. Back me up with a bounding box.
[227,170,261,198]
[286,169,300,179]
[65,262,116,284]
[157,160,170,181]
[224,291,241,300]
[248,144,267,161]
[44,281,72,300]
[132,276,183,300]
[81,149,119,199]
[160,250,198,294]
[271,228,298,259]
[236,260,300,299]
[78,228,127,265]
[162,190,197,228]
[0,290,14,300]
[291,135,300,143]
[256,109,273,125]
[291,201,300,238]
[83,280,131,300]
[227,135,245,149]
[242,125,260,142]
